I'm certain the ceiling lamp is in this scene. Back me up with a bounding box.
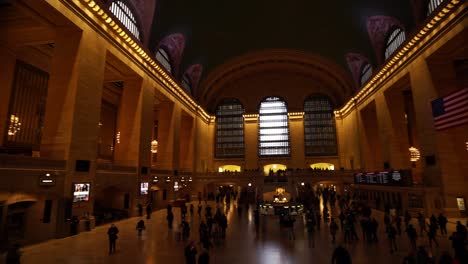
[409,147,421,162]
[151,140,158,153]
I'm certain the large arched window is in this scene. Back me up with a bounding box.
[427,0,444,16]
[215,99,245,158]
[304,96,337,156]
[259,97,290,156]
[181,74,191,94]
[360,63,372,86]
[155,48,172,74]
[109,1,141,40]
[385,28,406,59]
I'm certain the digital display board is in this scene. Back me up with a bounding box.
[354,170,413,186]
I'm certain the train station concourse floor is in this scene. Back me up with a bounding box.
[11,201,461,264]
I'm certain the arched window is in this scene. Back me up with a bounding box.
[155,48,172,74]
[360,63,372,86]
[304,96,337,156]
[385,28,406,59]
[215,99,245,158]
[259,97,290,156]
[109,1,141,40]
[181,74,191,93]
[427,0,444,16]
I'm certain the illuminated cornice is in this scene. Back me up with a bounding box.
[288,112,304,120]
[243,113,259,122]
[74,0,212,123]
[335,0,464,118]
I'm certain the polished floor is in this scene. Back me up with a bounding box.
[14,201,459,264]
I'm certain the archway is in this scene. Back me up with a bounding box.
[263,164,287,176]
[310,163,335,170]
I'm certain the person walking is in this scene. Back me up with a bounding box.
[137,203,143,217]
[417,212,426,236]
[438,213,448,236]
[184,241,197,264]
[136,219,145,236]
[404,211,411,228]
[198,204,202,217]
[167,210,174,229]
[198,250,210,264]
[146,203,152,220]
[427,222,439,248]
[386,224,398,254]
[331,245,352,264]
[306,214,316,248]
[107,224,119,254]
[406,224,418,250]
[395,214,402,235]
[5,244,22,264]
[189,204,194,216]
[330,218,339,243]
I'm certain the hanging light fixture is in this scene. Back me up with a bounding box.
[151,140,158,153]
[8,114,21,136]
[409,146,420,162]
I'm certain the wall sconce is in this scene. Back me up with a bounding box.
[8,114,21,136]
[409,146,421,162]
[116,131,121,144]
[151,140,158,153]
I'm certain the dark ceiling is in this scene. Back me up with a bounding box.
[149,0,415,82]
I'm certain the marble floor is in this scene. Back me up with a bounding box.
[12,202,460,264]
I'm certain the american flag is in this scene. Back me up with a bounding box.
[431,88,468,130]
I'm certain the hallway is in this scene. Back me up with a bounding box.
[14,201,457,263]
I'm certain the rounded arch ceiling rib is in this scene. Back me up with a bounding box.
[198,49,354,110]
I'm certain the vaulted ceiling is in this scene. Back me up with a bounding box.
[150,0,416,88]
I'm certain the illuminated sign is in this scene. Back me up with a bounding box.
[39,178,55,186]
[140,182,149,195]
[73,183,90,202]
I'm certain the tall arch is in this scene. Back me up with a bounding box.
[183,64,203,96]
[345,53,372,90]
[367,16,405,65]
[215,99,245,158]
[304,95,337,156]
[155,33,186,76]
[384,27,406,60]
[108,0,143,41]
[199,50,354,112]
[258,96,290,157]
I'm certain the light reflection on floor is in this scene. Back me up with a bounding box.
[15,201,457,264]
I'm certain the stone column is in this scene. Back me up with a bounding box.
[244,118,258,170]
[156,101,181,172]
[179,114,195,171]
[40,27,106,237]
[289,116,305,169]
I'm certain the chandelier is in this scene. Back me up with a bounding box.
[409,146,420,162]
[8,115,21,136]
[151,140,158,153]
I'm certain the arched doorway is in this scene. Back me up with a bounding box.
[4,201,35,246]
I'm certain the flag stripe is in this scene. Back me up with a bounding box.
[435,111,468,126]
[434,106,468,121]
[443,88,468,101]
[445,93,468,108]
[435,116,468,130]
[446,99,468,112]
[432,88,468,131]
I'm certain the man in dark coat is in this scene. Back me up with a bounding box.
[107,224,119,254]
